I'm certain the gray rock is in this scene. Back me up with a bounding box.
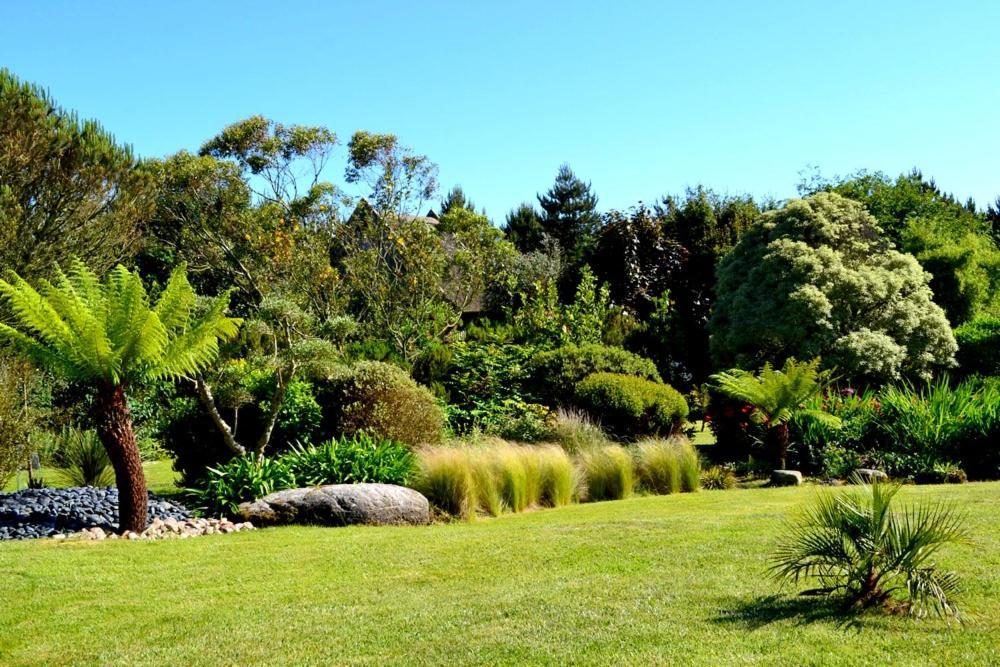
[770,470,803,486]
[852,468,888,483]
[237,484,430,527]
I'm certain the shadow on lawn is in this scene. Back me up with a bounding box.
[713,594,858,630]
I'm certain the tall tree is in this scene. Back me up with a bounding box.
[537,164,601,284]
[504,203,546,252]
[0,263,240,532]
[440,185,476,216]
[0,69,149,280]
[345,131,438,219]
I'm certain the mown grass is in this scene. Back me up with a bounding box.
[1,484,998,666]
[2,459,180,496]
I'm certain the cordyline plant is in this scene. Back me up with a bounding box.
[770,479,967,619]
[0,262,240,533]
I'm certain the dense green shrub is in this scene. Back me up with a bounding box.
[574,373,688,439]
[578,445,634,501]
[700,465,737,490]
[194,456,296,517]
[634,438,700,494]
[445,398,553,442]
[282,433,414,487]
[319,362,444,447]
[954,316,1000,378]
[529,343,661,404]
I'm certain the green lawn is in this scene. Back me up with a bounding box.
[2,459,180,496]
[1,483,998,666]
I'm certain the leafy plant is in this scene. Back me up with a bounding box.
[771,480,967,618]
[700,465,737,490]
[193,455,296,517]
[53,428,114,487]
[711,358,840,469]
[282,433,414,487]
[529,343,661,404]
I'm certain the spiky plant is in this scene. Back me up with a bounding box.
[710,357,840,468]
[0,262,240,532]
[770,480,967,618]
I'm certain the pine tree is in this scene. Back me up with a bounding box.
[440,185,476,215]
[537,164,600,263]
[504,203,546,252]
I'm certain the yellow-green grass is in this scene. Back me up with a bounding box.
[2,459,180,496]
[3,483,997,666]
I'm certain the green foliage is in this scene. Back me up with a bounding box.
[0,262,241,386]
[321,361,444,447]
[0,358,38,488]
[529,343,662,404]
[280,433,414,487]
[574,373,688,440]
[954,316,1000,378]
[0,69,146,280]
[413,447,477,519]
[634,437,701,494]
[579,445,634,502]
[711,192,957,385]
[537,164,600,293]
[771,480,967,618]
[711,359,837,431]
[193,455,296,517]
[503,202,546,252]
[53,428,114,487]
[345,131,438,218]
[512,266,612,348]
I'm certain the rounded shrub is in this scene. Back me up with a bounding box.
[574,373,688,440]
[319,361,444,447]
[529,343,661,404]
[955,316,1000,378]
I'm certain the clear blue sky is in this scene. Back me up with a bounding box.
[3,1,999,219]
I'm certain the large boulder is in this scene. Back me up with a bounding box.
[769,470,803,487]
[852,468,889,484]
[237,484,429,527]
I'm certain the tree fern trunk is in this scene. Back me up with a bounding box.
[769,422,791,469]
[94,383,147,534]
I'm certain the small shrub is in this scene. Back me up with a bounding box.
[448,398,553,442]
[549,408,612,454]
[529,343,661,404]
[412,447,477,519]
[634,438,701,495]
[914,463,968,485]
[954,316,1000,378]
[321,362,445,447]
[701,465,737,490]
[53,428,114,487]
[574,373,688,440]
[579,445,634,502]
[771,480,967,618]
[282,433,414,487]
[194,455,296,517]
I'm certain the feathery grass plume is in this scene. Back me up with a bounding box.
[413,447,478,520]
[494,444,530,512]
[579,445,634,502]
[770,478,967,619]
[634,438,681,494]
[536,445,575,507]
[550,407,612,454]
[676,439,701,492]
[468,448,503,516]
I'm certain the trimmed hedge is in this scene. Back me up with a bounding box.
[319,361,445,447]
[574,372,688,440]
[529,344,662,403]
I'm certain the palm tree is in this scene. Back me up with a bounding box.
[710,358,839,469]
[770,479,966,617]
[0,262,240,533]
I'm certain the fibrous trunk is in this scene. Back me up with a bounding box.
[94,382,147,533]
[769,422,791,469]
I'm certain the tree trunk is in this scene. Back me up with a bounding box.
[93,382,147,534]
[769,422,791,469]
[195,378,246,456]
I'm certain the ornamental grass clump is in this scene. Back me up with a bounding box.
[413,447,478,520]
[579,445,634,502]
[54,428,114,487]
[550,408,613,454]
[634,437,701,495]
[770,479,967,619]
[536,445,575,507]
